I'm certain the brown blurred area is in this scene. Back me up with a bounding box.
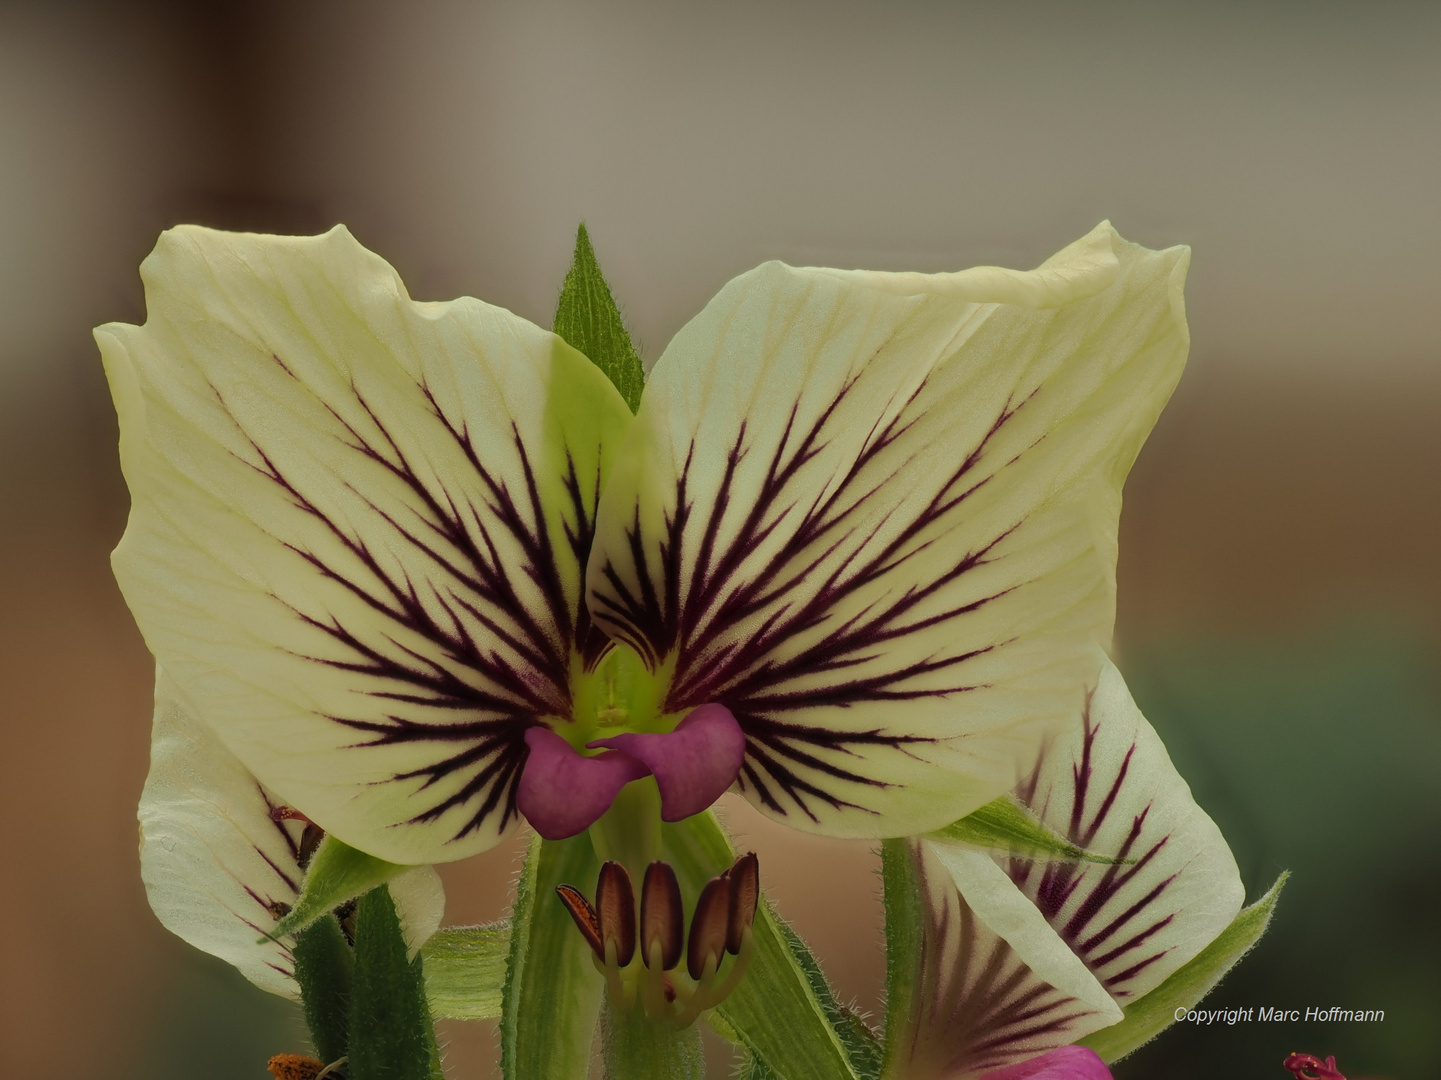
[1,2,1436,1078]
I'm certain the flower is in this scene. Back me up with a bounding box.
[881,658,1250,1080]
[98,222,1188,866]
[138,669,445,997]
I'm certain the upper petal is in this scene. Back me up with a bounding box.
[101,226,633,863]
[139,671,445,997]
[1002,658,1245,1003]
[586,224,1188,837]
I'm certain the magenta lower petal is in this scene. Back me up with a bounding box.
[588,703,747,821]
[978,1047,1113,1080]
[517,727,649,840]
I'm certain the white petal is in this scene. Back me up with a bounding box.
[139,671,446,996]
[389,860,447,960]
[930,845,1122,1025]
[587,224,1188,837]
[101,226,632,863]
[1002,658,1244,1002]
[890,839,1121,1079]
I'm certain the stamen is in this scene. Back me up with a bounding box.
[595,862,637,967]
[555,884,605,961]
[723,852,759,955]
[555,854,763,1027]
[297,823,325,869]
[686,876,732,981]
[268,806,325,868]
[640,862,684,972]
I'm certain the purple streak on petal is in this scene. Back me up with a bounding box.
[588,703,747,821]
[517,727,648,840]
[978,1046,1113,1080]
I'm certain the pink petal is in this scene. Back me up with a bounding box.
[517,727,648,840]
[588,703,747,821]
[979,1047,1113,1080]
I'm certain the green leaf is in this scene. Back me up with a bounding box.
[1079,872,1289,1063]
[879,839,924,1080]
[602,999,706,1079]
[662,812,860,1080]
[421,922,511,1020]
[348,886,444,1080]
[501,834,605,1080]
[553,223,645,412]
[292,913,355,1065]
[269,835,408,940]
[931,795,1131,864]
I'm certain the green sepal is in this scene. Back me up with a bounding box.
[348,886,444,1080]
[879,839,923,1080]
[421,922,511,1020]
[773,917,882,1080]
[602,999,706,1080]
[501,834,605,1080]
[292,913,355,1065]
[1079,872,1289,1063]
[663,812,861,1080]
[931,795,1131,865]
[268,834,408,940]
[553,223,645,413]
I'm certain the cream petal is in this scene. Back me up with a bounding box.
[101,226,632,862]
[1001,658,1245,1003]
[887,839,1122,1080]
[138,671,445,996]
[587,224,1188,837]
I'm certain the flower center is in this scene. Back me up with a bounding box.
[569,644,674,744]
[515,645,748,841]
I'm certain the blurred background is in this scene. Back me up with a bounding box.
[2,2,1437,1078]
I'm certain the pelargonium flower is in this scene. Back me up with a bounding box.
[97,221,1187,866]
[883,659,1263,1080]
[139,669,445,997]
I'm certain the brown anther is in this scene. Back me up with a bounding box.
[640,861,684,970]
[686,875,732,980]
[266,1053,325,1080]
[269,806,326,869]
[556,884,605,961]
[595,862,637,966]
[297,822,326,869]
[722,852,759,954]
